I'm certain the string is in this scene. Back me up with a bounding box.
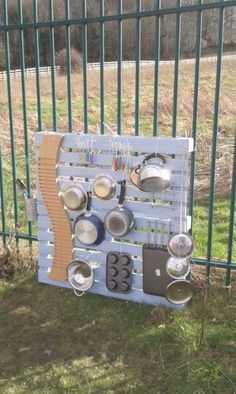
[160,219,164,248]
[179,152,185,236]
[150,135,161,207]
[75,131,84,159]
[156,219,161,248]
[155,135,160,157]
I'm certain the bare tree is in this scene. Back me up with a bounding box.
[56,48,82,74]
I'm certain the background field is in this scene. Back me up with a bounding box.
[0,58,236,393]
[1,58,235,263]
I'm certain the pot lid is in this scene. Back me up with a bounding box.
[166,280,193,304]
[166,257,190,279]
[167,233,194,258]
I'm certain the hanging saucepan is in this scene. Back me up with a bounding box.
[167,233,194,259]
[166,257,191,279]
[166,280,193,305]
[130,153,170,192]
[67,259,94,296]
[74,191,105,246]
[104,180,134,238]
[93,174,116,200]
[61,183,87,211]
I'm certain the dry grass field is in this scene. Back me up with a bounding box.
[0,59,236,394]
[0,58,235,262]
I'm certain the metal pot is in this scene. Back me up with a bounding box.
[93,174,116,200]
[74,191,105,246]
[104,180,134,238]
[61,183,87,211]
[166,280,193,305]
[130,153,170,192]
[67,259,94,294]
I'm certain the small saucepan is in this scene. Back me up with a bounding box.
[93,174,116,200]
[104,180,134,238]
[74,191,105,246]
[61,183,87,211]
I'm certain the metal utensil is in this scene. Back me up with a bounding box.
[67,259,94,295]
[93,174,116,200]
[16,178,37,221]
[61,183,87,211]
[166,280,193,304]
[130,153,170,192]
[167,233,194,258]
[74,191,105,246]
[104,180,134,238]
[166,257,190,279]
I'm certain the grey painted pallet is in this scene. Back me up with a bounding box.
[36,132,194,307]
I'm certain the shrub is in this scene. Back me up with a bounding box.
[56,47,82,74]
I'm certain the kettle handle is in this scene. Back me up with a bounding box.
[142,152,166,165]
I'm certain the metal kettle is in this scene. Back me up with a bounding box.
[130,152,170,192]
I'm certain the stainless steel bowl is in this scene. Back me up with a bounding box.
[166,257,190,279]
[166,280,193,304]
[167,233,194,258]
[67,260,94,292]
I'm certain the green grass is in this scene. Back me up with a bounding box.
[0,273,236,394]
[193,198,236,262]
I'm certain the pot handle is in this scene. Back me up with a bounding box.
[142,152,166,165]
[86,191,92,213]
[74,289,84,297]
[118,180,126,205]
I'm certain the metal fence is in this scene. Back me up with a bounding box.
[0,0,235,285]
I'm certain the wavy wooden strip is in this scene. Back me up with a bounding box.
[38,134,73,281]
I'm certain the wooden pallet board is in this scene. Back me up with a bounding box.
[35,131,194,307]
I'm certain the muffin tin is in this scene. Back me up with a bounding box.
[106,252,133,293]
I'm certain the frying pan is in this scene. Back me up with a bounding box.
[104,180,134,238]
[74,191,105,246]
